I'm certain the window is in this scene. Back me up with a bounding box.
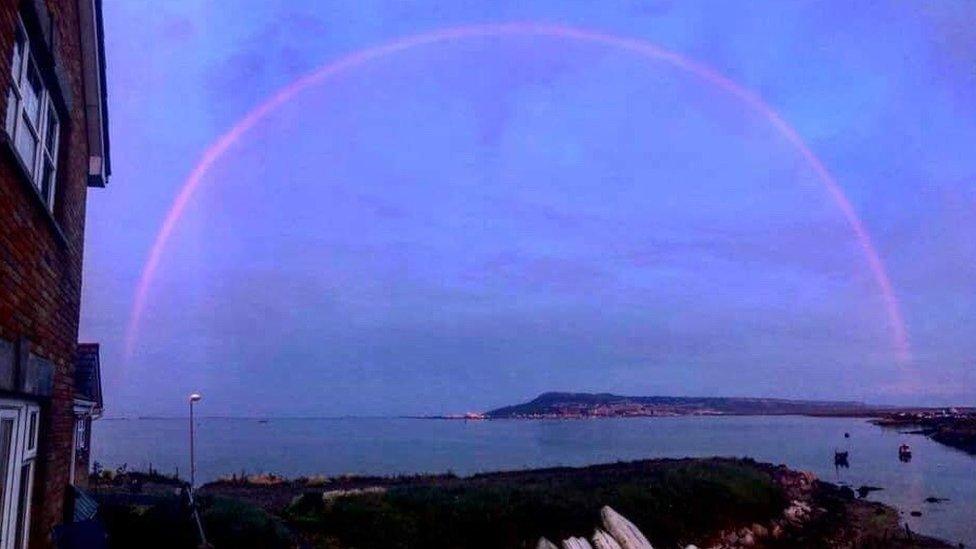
[24,413,35,454]
[0,401,38,549]
[5,16,60,210]
[74,418,87,451]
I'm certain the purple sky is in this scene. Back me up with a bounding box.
[80,1,976,417]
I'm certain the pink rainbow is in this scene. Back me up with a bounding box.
[124,22,911,363]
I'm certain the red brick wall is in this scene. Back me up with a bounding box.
[0,1,95,546]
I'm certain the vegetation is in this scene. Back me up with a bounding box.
[930,420,976,455]
[485,391,873,418]
[284,458,785,548]
[873,414,976,455]
[95,493,292,549]
[91,457,953,548]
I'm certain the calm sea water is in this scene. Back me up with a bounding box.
[93,416,975,546]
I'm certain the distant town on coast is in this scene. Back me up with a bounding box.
[419,392,976,456]
[424,391,973,420]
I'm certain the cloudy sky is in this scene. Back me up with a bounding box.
[80,1,976,417]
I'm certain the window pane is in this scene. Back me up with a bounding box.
[22,63,42,127]
[0,419,13,528]
[10,27,25,80]
[26,413,37,451]
[13,463,32,549]
[4,88,15,136]
[14,115,38,177]
[40,161,54,206]
[75,419,87,451]
[44,105,58,156]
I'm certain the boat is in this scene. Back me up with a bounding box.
[899,443,912,462]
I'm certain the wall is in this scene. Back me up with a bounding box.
[0,0,95,546]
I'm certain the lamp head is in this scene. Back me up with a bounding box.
[189,393,202,403]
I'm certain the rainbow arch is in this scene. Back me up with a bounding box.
[124,22,911,363]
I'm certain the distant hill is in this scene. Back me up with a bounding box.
[485,392,878,419]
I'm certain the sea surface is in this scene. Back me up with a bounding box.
[93,415,975,546]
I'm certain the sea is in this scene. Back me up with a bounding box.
[93,415,975,546]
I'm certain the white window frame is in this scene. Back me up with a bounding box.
[70,401,100,486]
[74,417,87,452]
[0,400,38,549]
[5,16,60,210]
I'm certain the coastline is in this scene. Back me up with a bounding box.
[418,392,976,458]
[872,414,976,456]
[90,457,955,548]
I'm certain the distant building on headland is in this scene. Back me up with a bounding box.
[0,0,110,546]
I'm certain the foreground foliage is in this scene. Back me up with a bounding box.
[285,458,785,548]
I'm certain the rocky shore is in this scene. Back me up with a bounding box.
[873,412,976,455]
[536,462,953,549]
[90,457,955,548]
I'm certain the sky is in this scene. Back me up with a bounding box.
[80,1,976,417]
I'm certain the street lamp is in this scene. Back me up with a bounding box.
[187,393,209,547]
[189,393,202,488]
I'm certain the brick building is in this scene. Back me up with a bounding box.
[70,343,101,489]
[0,0,109,547]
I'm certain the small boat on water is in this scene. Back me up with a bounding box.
[899,443,912,462]
[834,450,849,467]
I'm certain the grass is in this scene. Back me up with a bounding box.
[96,494,292,549]
[285,458,786,548]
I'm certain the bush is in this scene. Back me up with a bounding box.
[97,493,292,548]
[285,458,785,548]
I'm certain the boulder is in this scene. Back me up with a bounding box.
[600,506,654,549]
[592,529,624,549]
[563,536,594,549]
[537,538,560,549]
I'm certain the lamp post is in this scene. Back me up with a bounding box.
[187,393,209,547]
[189,393,201,488]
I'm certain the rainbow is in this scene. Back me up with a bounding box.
[124,22,911,363]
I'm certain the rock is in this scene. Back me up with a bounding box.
[321,486,386,501]
[924,496,948,503]
[600,506,654,549]
[537,538,560,549]
[856,485,883,498]
[739,532,755,546]
[910,510,922,517]
[578,537,596,549]
[750,523,768,538]
[592,529,624,549]
[563,537,594,549]
[784,506,804,524]
[770,523,784,539]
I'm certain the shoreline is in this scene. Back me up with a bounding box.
[872,414,976,456]
[90,457,957,548]
[416,410,976,457]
